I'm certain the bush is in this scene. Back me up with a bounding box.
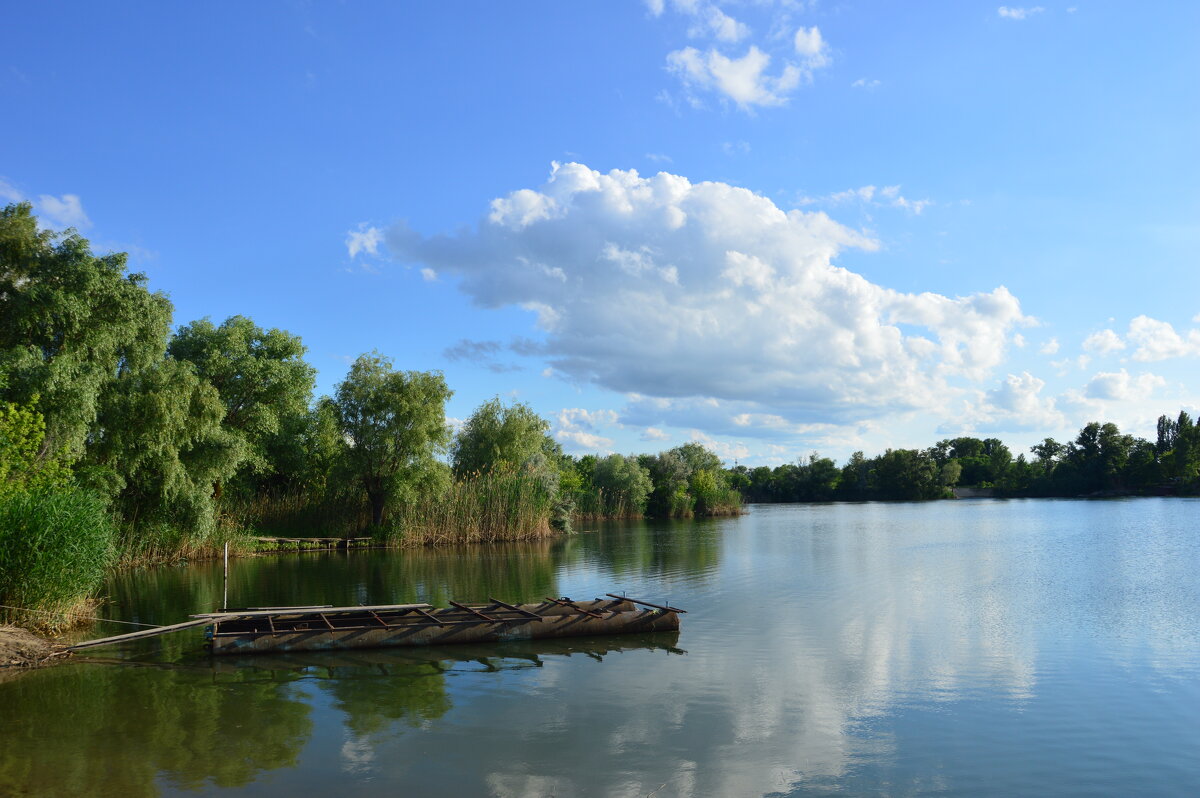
[0,489,117,627]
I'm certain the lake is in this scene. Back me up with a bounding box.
[3,498,1199,796]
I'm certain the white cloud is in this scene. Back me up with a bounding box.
[553,408,621,453]
[1127,315,1200,362]
[381,162,1032,432]
[420,267,437,281]
[997,6,1045,20]
[851,78,881,90]
[792,26,830,70]
[689,430,750,463]
[654,4,830,111]
[0,177,23,204]
[645,152,673,163]
[1081,328,1125,355]
[1082,369,1165,402]
[667,45,802,110]
[693,6,749,42]
[346,225,383,258]
[1039,337,1060,355]
[2,183,95,231]
[36,193,91,229]
[957,371,1064,433]
[805,183,932,215]
[641,427,671,442]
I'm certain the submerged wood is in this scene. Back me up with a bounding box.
[206,597,681,655]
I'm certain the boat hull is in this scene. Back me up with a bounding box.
[207,599,680,655]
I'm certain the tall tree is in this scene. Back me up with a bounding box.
[591,454,653,516]
[167,315,315,493]
[0,203,172,461]
[332,353,452,526]
[88,359,245,536]
[451,397,557,478]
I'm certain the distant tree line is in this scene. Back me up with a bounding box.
[728,418,1200,503]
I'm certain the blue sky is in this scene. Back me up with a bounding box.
[3,1,1197,465]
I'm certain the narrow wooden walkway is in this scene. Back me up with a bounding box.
[254,537,373,547]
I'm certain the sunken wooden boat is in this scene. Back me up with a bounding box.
[199,595,682,655]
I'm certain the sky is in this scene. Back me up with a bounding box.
[2,1,1198,466]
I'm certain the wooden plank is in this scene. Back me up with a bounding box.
[448,600,499,621]
[488,597,544,619]
[68,617,213,651]
[604,594,687,613]
[191,603,433,620]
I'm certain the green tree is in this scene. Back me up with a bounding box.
[0,203,172,462]
[872,448,941,500]
[451,397,557,478]
[332,352,452,527]
[167,315,315,494]
[87,359,245,539]
[591,453,653,516]
[0,400,70,498]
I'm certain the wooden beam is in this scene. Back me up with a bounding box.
[191,603,433,620]
[68,618,212,651]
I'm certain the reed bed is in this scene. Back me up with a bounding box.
[0,489,117,630]
[385,468,556,546]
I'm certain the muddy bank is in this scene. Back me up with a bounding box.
[0,625,66,668]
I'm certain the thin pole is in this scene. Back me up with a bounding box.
[223,542,229,611]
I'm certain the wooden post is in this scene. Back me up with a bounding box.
[223,542,229,611]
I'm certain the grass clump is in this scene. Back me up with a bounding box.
[0,489,117,629]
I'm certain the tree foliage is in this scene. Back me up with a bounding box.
[332,352,452,526]
[87,359,244,537]
[0,202,172,461]
[167,315,315,487]
[591,454,653,516]
[451,397,557,478]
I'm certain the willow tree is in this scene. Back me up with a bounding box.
[451,397,558,477]
[0,202,172,463]
[332,353,452,527]
[167,315,315,496]
[89,359,244,541]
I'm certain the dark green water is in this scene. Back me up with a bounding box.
[3,499,1199,797]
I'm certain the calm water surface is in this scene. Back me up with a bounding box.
[3,499,1199,796]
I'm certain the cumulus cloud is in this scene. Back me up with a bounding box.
[371,162,1032,433]
[641,427,671,442]
[1039,338,1060,355]
[956,371,1064,433]
[792,26,830,70]
[851,78,881,90]
[998,6,1044,20]
[1082,369,1165,402]
[667,45,801,109]
[689,430,750,462]
[653,2,830,110]
[1081,328,1125,355]
[1126,315,1200,362]
[553,408,620,453]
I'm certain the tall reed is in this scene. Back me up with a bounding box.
[383,467,556,546]
[0,488,117,629]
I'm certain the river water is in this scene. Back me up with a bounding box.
[3,498,1199,796]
